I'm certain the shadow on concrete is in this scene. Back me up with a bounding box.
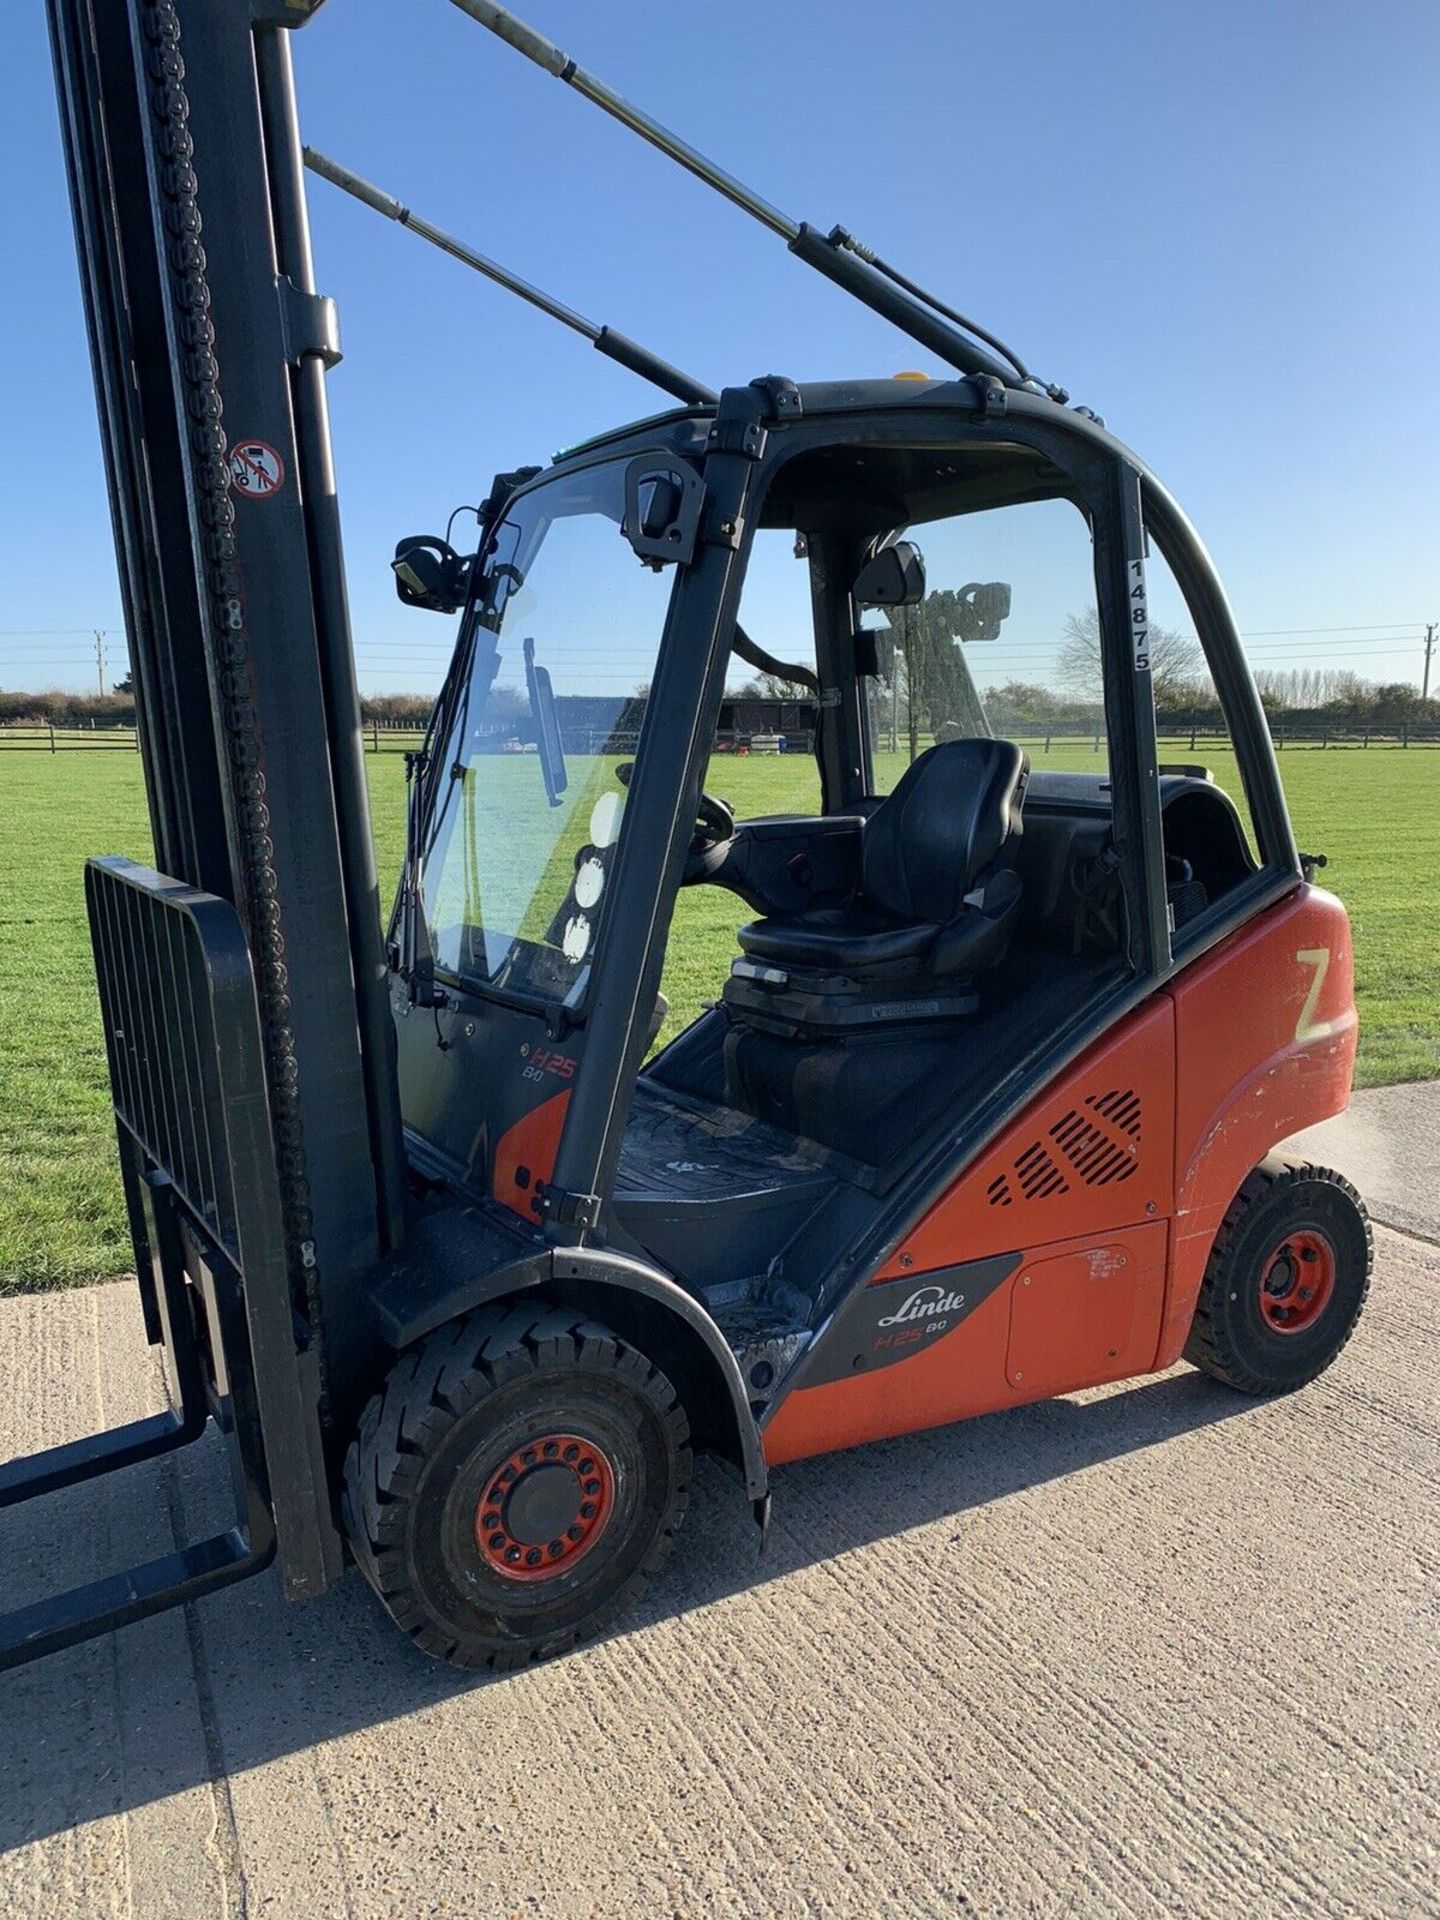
[0,1367,1250,1852]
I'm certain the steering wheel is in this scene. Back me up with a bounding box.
[684,789,736,883]
[615,764,734,882]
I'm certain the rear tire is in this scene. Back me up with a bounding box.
[344,1303,691,1670]
[1184,1158,1371,1395]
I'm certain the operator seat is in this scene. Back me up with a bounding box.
[723,737,1030,1037]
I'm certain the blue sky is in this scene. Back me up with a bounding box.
[2,0,1436,698]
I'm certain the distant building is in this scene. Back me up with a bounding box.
[716,697,817,750]
[481,692,819,754]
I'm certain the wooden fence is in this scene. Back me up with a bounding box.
[2,719,1437,756]
[0,721,430,754]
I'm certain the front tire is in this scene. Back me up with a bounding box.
[344,1304,691,1670]
[1184,1158,1372,1395]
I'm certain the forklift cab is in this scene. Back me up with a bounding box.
[392,374,1296,1313]
[355,370,1360,1668]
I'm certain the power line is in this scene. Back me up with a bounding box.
[1185,622,1425,638]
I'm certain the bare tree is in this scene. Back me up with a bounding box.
[1057,607,1204,704]
[734,670,816,701]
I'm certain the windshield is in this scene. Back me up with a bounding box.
[423,457,674,1007]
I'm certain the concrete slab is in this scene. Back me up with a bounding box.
[3,1194,1437,1918]
[1285,1081,1440,1244]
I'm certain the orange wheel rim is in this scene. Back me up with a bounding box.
[475,1433,616,1582]
[1258,1228,1336,1335]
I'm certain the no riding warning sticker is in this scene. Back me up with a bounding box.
[228,439,286,499]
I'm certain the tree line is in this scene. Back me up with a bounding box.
[0,686,436,729]
[4,604,1433,736]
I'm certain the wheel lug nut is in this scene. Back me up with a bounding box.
[522,1448,537,1466]
[568,1524,584,1542]
[549,1540,564,1557]
[563,1445,579,1463]
[580,1502,596,1520]
[526,1548,542,1566]
[505,1546,521,1562]
[489,1532,506,1551]
[579,1458,595,1475]
[543,1441,559,1458]
[583,1479,600,1497]
[482,1510,499,1529]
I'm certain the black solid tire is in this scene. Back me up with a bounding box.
[1184,1157,1372,1395]
[344,1303,691,1670]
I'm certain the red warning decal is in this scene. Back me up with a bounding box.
[228,439,286,499]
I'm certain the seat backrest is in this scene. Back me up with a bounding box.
[861,739,1029,924]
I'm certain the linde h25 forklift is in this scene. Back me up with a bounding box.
[3,0,1370,1674]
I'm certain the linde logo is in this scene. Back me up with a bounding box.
[877,1284,966,1327]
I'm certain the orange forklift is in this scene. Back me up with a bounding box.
[1,0,1367,1675]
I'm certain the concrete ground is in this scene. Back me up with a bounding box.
[1,1086,1436,1920]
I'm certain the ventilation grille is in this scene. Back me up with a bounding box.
[1087,1087,1142,1138]
[987,1087,1142,1205]
[1014,1142,1069,1201]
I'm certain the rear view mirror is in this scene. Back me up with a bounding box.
[852,541,925,609]
[392,534,471,614]
[853,626,896,681]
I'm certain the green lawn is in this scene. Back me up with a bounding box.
[1,739,1435,1289]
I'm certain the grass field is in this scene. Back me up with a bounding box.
[1,739,1436,1289]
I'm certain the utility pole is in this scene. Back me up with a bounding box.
[93,628,106,698]
[1424,623,1436,703]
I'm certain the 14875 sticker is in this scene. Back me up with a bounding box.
[1129,556,1150,672]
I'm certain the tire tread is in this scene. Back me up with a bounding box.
[346,1300,691,1670]
[1184,1155,1372,1394]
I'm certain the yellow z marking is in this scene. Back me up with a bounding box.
[1295,948,1331,1042]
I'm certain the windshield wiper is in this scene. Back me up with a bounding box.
[399,748,443,1006]
[523,637,569,807]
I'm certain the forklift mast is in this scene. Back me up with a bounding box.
[48,0,404,1323]
[0,0,404,1666]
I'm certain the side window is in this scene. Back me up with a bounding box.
[1144,541,1267,864]
[864,497,1106,794]
[705,528,820,820]
[1141,536,1262,923]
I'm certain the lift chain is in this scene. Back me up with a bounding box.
[140,0,329,1412]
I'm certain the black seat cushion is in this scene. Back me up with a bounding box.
[737,905,939,970]
[735,739,1028,981]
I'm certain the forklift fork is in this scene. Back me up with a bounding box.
[0,857,342,1672]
